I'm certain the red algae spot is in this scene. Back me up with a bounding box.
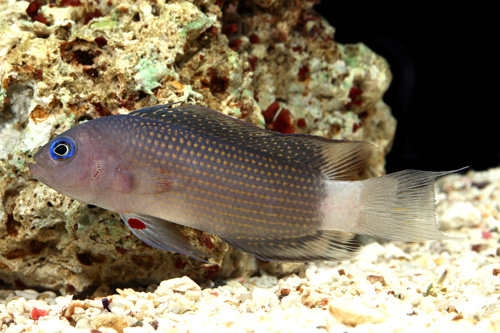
[26,0,47,24]
[174,257,187,269]
[35,69,43,80]
[84,68,99,78]
[346,87,363,107]
[353,122,362,133]
[206,25,218,36]
[253,90,259,102]
[201,67,229,95]
[202,235,215,250]
[248,56,258,71]
[115,246,127,254]
[292,45,303,52]
[482,230,492,240]
[222,23,238,36]
[297,118,307,128]
[128,218,146,230]
[276,30,287,42]
[91,102,112,117]
[263,102,295,134]
[14,279,27,289]
[30,308,49,320]
[229,39,242,50]
[202,264,220,279]
[249,33,260,43]
[298,65,310,81]
[60,0,82,7]
[94,37,108,48]
[273,109,295,134]
[262,101,280,123]
[84,9,103,25]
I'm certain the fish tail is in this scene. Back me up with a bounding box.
[355,169,455,241]
[322,169,464,241]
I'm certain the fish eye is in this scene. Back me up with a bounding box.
[49,137,76,160]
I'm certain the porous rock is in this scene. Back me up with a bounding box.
[0,0,394,293]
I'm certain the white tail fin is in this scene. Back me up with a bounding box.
[355,170,457,241]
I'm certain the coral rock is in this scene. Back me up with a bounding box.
[0,0,394,293]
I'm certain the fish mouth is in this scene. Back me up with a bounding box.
[28,161,49,183]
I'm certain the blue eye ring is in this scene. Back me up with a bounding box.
[49,137,76,160]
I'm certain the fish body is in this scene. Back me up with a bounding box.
[29,104,452,262]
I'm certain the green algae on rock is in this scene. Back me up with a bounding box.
[0,0,394,294]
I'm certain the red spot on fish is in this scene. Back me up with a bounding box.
[128,219,146,230]
[30,308,49,320]
[84,9,103,25]
[346,87,363,107]
[94,37,108,48]
[353,122,362,133]
[199,54,205,60]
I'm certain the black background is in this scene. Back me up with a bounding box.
[315,3,498,173]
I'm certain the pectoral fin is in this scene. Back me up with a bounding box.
[120,213,215,262]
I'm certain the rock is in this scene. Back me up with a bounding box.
[156,276,201,295]
[440,202,482,229]
[328,301,387,327]
[91,313,130,333]
[0,0,394,293]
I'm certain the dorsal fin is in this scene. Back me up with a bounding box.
[128,104,376,180]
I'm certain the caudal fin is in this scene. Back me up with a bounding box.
[356,169,459,242]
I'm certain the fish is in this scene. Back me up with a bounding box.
[28,103,454,262]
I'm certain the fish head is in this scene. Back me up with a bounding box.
[28,120,131,205]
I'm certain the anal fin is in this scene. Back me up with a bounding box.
[120,213,215,262]
[221,231,361,262]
